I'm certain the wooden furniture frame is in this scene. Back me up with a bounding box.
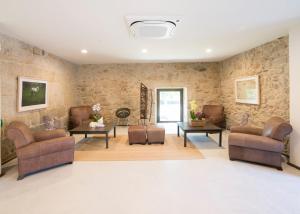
[69,124,116,149]
[177,122,223,147]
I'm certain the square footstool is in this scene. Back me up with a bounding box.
[147,126,165,145]
[128,125,147,145]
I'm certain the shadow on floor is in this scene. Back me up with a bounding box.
[187,134,224,150]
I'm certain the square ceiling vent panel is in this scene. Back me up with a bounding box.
[125,16,181,39]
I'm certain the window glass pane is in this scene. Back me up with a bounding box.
[159,91,181,121]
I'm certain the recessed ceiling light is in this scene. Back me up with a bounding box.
[141,49,148,53]
[206,48,212,53]
[81,49,88,54]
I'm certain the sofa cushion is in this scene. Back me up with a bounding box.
[229,133,284,153]
[17,136,75,160]
[34,129,66,142]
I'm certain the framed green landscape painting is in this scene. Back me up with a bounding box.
[18,77,48,112]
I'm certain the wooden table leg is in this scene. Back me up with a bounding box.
[184,132,187,147]
[85,133,87,138]
[219,130,222,147]
[114,126,116,138]
[106,133,109,149]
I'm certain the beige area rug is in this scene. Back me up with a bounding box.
[75,134,204,161]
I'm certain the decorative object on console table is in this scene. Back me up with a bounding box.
[140,83,148,125]
[239,113,250,126]
[115,108,130,126]
[91,103,102,121]
[189,100,206,127]
[190,119,206,127]
[89,103,104,128]
[235,75,260,105]
[43,116,55,130]
[18,77,48,112]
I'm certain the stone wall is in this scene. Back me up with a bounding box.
[0,61,2,174]
[0,33,78,163]
[0,32,290,163]
[220,36,289,127]
[76,63,221,124]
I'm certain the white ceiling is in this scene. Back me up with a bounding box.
[0,0,300,64]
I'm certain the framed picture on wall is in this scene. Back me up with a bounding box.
[235,75,260,105]
[18,77,48,112]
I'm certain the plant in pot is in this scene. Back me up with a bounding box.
[89,103,105,128]
[189,100,206,127]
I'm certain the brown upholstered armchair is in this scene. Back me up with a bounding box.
[69,106,92,129]
[6,121,75,180]
[202,105,225,128]
[228,117,292,170]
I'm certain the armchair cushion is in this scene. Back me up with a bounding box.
[230,126,263,136]
[17,136,75,160]
[229,133,284,153]
[34,129,66,142]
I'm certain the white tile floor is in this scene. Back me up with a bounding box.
[1,126,300,214]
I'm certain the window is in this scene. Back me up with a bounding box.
[157,89,183,122]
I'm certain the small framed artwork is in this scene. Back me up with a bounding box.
[235,75,260,105]
[18,77,48,112]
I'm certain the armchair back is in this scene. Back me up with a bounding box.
[69,105,92,129]
[202,105,225,127]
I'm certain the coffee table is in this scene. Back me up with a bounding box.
[69,124,116,149]
[177,122,223,147]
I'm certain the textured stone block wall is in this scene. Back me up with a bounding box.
[220,36,289,127]
[0,33,78,163]
[0,32,290,163]
[76,63,221,124]
[0,60,2,173]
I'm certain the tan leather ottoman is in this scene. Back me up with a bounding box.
[128,125,147,145]
[147,126,165,145]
